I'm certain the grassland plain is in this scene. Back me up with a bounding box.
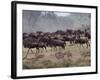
[22,42,90,69]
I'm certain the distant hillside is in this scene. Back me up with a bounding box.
[22,10,91,33]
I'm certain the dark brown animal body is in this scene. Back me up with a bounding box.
[74,38,90,48]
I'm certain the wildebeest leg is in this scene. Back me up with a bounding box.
[55,46,57,51]
[86,42,89,48]
[85,43,88,48]
[82,44,84,48]
[37,48,40,53]
[56,46,61,52]
[64,42,67,48]
[41,48,43,53]
[60,45,64,50]
[44,46,47,52]
[23,48,30,60]
[39,48,41,53]
[35,48,39,56]
[51,47,52,52]
[70,41,73,46]
[30,49,34,54]
[36,48,39,54]
[35,48,37,54]
[62,45,65,50]
[80,43,83,48]
[88,42,90,47]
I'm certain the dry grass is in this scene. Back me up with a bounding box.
[22,42,91,69]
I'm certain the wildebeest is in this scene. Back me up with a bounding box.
[63,35,75,45]
[84,32,91,39]
[46,37,66,51]
[23,33,29,40]
[22,28,90,60]
[23,36,47,60]
[74,37,90,48]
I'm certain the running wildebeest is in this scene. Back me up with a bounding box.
[23,36,47,60]
[22,28,90,60]
[74,37,90,48]
[63,35,75,45]
[47,37,66,51]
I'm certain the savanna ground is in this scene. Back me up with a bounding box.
[22,42,91,69]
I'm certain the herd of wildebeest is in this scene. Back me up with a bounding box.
[23,29,90,60]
